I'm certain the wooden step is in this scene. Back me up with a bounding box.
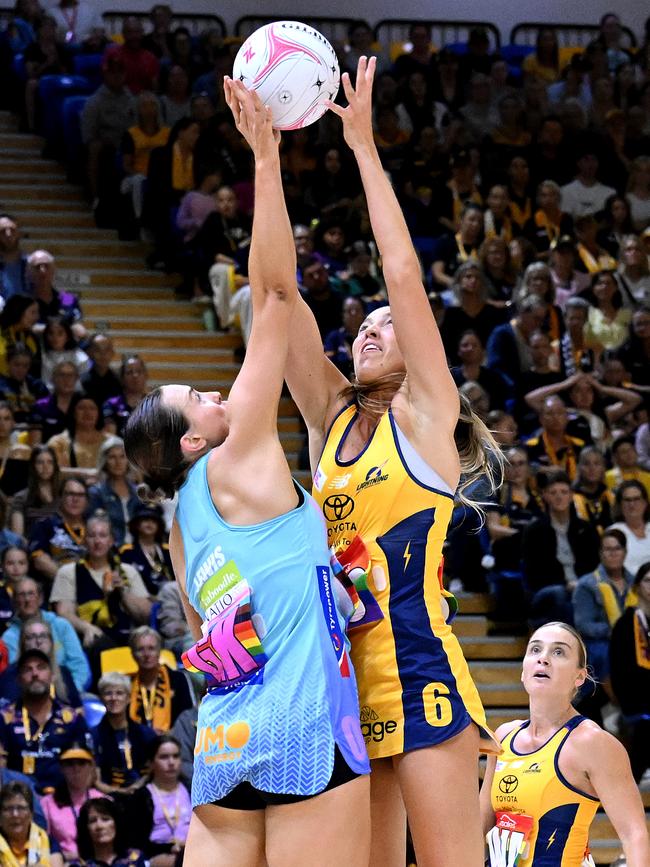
[112,332,225,350]
[485,708,526,729]
[469,661,521,686]
[0,158,65,175]
[16,212,96,228]
[452,615,487,638]
[477,684,528,706]
[2,173,69,186]
[460,636,528,660]
[455,593,494,615]
[82,299,202,317]
[0,133,43,149]
[3,185,82,201]
[86,316,210,333]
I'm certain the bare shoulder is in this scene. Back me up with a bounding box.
[495,719,524,742]
[567,719,626,756]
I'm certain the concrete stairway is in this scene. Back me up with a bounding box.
[2,110,647,863]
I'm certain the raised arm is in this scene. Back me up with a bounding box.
[327,57,458,430]
[524,374,581,414]
[220,79,298,447]
[589,376,642,424]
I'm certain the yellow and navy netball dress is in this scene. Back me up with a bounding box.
[488,716,599,866]
[313,404,498,760]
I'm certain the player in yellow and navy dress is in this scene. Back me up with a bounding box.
[285,57,501,867]
[480,623,650,866]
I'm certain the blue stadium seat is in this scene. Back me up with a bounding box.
[37,74,93,154]
[73,53,104,90]
[500,44,535,67]
[62,94,88,176]
[443,41,468,55]
[11,53,26,82]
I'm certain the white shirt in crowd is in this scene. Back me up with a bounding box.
[608,521,650,576]
[560,179,616,219]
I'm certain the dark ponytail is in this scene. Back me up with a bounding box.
[124,389,191,502]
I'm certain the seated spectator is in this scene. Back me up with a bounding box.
[522,27,561,83]
[1,577,90,692]
[572,446,616,532]
[460,73,499,144]
[47,394,108,482]
[0,296,40,377]
[26,250,83,338]
[573,216,617,275]
[548,235,590,310]
[479,237,517,304]
[103,18,159,96]
[156,581,192,656]
[23,15,71,131]
[49,0,104,48]
[525,373,641,449]
[617,307,650,388]
[431,149,483,235]
[0,495,22,561]
[10,446,60,537]
[560,148,616,221]
[450,330,511,411]
[165,26,201,82]
[482,186,514,244]
[191,45,231,112]
[582,270,632,353]
[323,296,365,379]
[298,257,343,340]
[439,264,506,360]
[120,92,170,226]
[524,180,573,255]
[80,56,136,214]
[506,155,533,232]
[92,673,156,792]
[0,0,40,56]
[0,547,30,595]
[50,513,151,653]
[0,214,30,301]
[332,242,383,304]
[608,480,650,575]
[487,95,531,166]
[41,744,103,862]
[609,561,650,782]
[0,648,89,792]
[142,4,173,59]
[617,235,650,307]
[626,156,650,232]
[395,70,449,139]
[525,395,585,480]
[0,400,30,494]
[159,64,191,127]
[0,781,63,867]
[486,410,518,448]
[486,295,547,383]
[175,165,220,244]
[517,262,564,340]
[392,21,434,84]
[88,437,139,548]
[40,318,90,388]
[103,355,149,438]
[170,706,197,789]
[523,470,600,627]
[597,194,634,259]
[431,204,483,289]
[28,476,89,583]
[0,616,82,707]
[313,220,348,276]
[81,334,122,409]
[0,344,49,425]
[195,185,251,306]
[342,20,390,77]
[30,364,79,450]
[72,797,146,867]
[606,436,650,497]
[120,505,172,597]
[558,298,593,378]
[573,528,634,686]
[128,735,190,862]
[597,12,631,73]
[128,627,193,733]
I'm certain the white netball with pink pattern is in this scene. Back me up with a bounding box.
[233,21,340,130]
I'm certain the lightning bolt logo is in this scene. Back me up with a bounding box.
[403,541,412,571]
[546,829,557,850]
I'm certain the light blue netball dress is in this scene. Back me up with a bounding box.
[176,453,370,807]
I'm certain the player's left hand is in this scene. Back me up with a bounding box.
[325,56,376,154]
[224,76,281,155]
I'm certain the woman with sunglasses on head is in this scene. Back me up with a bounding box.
[123,81,370,867]
[285,57,503,867]
[480,621,650,866]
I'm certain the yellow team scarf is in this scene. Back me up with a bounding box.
[509,197,532,229]
[454,233,479,263]
[172,142,194,193]
[576,243,617,274]
[633,609,650,671]
[0,823,51,867]
[484,210,513,243]
[450,182,483,228]
[596,576,637,628]
[534,209,560,245]
[130,664,172,732]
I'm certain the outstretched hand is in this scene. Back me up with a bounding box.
[325,56,376,153]
[223,77,280,156]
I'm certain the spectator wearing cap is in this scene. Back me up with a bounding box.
[26,251,84,340]
[128,627,194,734]
[0,781,63,867]
[1,578,90,693]
[560,149,616,221]
[47,394,109,483]
[40,745,103,862]
[549,237,590,308]
[92,673,156,792]
[119,505,172,597]
[28,476,88,583]
[80,335,123,409]
[605,436,650,499]
[0,649,89,793]
[103,18,159,96]
[88,438,139,548]
[524,180,573,255]
[80,56,136,212]
[0,215,30,302]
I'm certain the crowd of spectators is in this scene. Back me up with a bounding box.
[1,1,650,858]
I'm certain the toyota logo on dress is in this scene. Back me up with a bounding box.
[323,495,355,521]
[499,775,519,794]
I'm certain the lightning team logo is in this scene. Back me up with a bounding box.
[403,541,412,571]
[546,829,557,850]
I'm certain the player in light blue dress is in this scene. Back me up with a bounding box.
[124,80,370,867]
